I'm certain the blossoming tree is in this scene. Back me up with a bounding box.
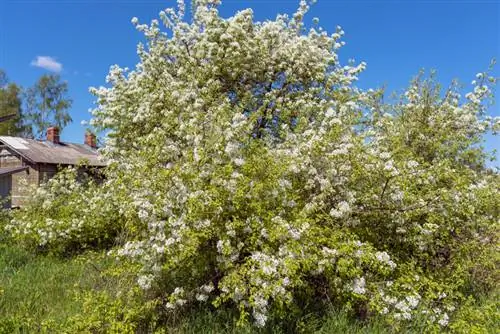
[9,0,499,329]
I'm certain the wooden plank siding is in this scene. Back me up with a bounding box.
[0,148,38,207]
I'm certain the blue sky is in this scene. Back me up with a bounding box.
[0,0,499,162]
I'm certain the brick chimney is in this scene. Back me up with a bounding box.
[47,127,60,144]
[85,131,97,149]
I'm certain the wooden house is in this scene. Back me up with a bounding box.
[0,127,105,208]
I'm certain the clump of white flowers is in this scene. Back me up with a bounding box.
[7,0,499,330]
[7,167,123,252]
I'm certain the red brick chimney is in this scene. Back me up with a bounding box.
[47,127,60,144]
[85,131,97,149]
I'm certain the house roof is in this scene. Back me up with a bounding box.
[0,136,106,167]
[0,166,29,177]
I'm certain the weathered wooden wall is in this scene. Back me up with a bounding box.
[0,149,38,207]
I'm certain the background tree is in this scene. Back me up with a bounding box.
[0,69,31,137]
[25,74,72,139]
[0,69,7,86]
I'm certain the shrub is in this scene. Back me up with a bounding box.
[7,0,499,330]
[6,167,126,254]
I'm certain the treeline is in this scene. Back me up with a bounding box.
[0,69,72,139]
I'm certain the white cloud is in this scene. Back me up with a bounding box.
[30,56,63,72]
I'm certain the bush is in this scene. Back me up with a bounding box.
[6,167,126,254]
[6,0,499,330]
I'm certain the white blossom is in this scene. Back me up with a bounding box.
[352,277,366,294]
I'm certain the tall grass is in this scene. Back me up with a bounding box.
[0,244,102,332]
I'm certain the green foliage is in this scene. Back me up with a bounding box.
[7,167,125,255]
[0,69,31,137]
[62,289,156,334]
[24,73,72,139]
[450,292,500,334]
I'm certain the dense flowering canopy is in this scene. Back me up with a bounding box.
[9,0,499,329]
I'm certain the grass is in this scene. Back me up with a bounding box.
[0,244,105,332]
[0,241,498,333]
